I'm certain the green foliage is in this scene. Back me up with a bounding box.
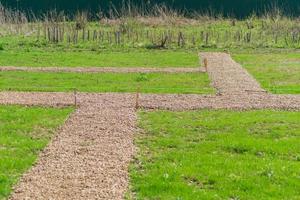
[0,106,73,199]
[135,73,150,82]
[131,110,300,200]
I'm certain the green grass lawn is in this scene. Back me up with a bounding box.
[0,105,73,199]
[130,110,300,200]
[0,49,199,68]
[233,52,300,94]
[0,71,214,94]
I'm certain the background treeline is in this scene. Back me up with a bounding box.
[0,0,299,18]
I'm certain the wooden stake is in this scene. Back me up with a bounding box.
[205,32,209,46]
[82,28,85,41]
[204,58,208,72]
[135,86,140,110]
[74,89,77,107]
[93,30,97,41]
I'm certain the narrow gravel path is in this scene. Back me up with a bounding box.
[10,94,136,200]
[1,92,300,111]
[141,94,300,111]
[0,92,74,107]
[0,66,205,73]
[200,52,266,94]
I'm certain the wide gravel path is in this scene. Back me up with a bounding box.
[10,94,136,200]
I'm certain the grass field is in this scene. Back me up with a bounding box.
[0,105,73,199]
[0,49,199,68]
[0,71,214,94]
[0,4,299,200]
[130,110,300,200]
[233,52,300,94]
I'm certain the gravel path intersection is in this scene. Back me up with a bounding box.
[0,52,298,200]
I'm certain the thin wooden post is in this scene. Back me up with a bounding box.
[37,26,40,41]
[204,58,208,72]
[135,86,140,110]
[205,32,209,46]
[47,27,51,42]
[93,30,97,41]
[178,32,185,47]
[74,89,77,107]
[82,28,85,41]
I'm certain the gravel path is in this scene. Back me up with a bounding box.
[0,66,205,73]
[1,92,300,111]
[1,52,300,200]
[0,92,74,107]
[200,52,266,94]
[141,94,300,111]
[10,94,137,200]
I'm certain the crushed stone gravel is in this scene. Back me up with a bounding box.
[0,92,74,107]
[200,52,266,94]
[141,93,300,111]
[1,92,300,111]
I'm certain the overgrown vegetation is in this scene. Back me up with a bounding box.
[0,105,73,199]
[131,110,300,200]
[0,4,299,50]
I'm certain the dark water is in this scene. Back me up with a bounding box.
[1,0,299,18]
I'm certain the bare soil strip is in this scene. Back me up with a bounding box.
[2,52,300,200]
[200,52,266,94]
[0,66,205,73]
[10,94,136,200]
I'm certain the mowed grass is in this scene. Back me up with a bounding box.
[233,52,300,94]
[0,105,73,199]
[131,110,300,200]
[0,50,199,68]
[0,71,214,94]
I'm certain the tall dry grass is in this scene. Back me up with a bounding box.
[0,3,298,48]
